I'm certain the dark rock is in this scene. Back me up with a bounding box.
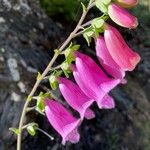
[0,0,150,150]
[0,0,65,149]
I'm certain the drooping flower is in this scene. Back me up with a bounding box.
[95,36,126,83]
[104,24,141,71]
[72,52,120,109]
[108,3,138,29]
[115,0,138,8]
[45,99,81,145]
[58,77,95,120]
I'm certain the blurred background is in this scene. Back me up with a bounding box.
[0,0,149,150]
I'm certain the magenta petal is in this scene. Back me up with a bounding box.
[96,36,125,80]
[108,3,138,28]
[74,51,109,82]
[45,99,81,145]
[62,120,80,145]
[80,101,95,120]
[58,77,95,120]
[100,79,120,93]
[97,95,115,109]
[73,62,103,100]
[104,24,141,71]
[74,53,120,98]
[72,53,119,110]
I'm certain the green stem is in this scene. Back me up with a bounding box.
[16,1,94,150]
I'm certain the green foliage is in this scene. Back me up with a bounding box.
[37,72,42,81]
[9,128,20,135]
[61,43,80,77]
[95,0,111,13]
[27,123,38,136]
[64,43,80,64]
[40,0,86,21]
[83,17,105,45]
[49,70,62,90]
[36,92,51,115]
[83,26,94,46]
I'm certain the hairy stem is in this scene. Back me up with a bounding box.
[17,1,94,150]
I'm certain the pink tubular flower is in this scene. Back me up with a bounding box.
[72,52,120,109]
[58,77,95,120]
[115,0,138,8]
[96,36,126,83]
[104,24,141,71]
[45,99,81,145]
[108,3,138,29]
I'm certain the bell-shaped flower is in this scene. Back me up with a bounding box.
[108,3,138,29]
[104,24,141,71]
[115,0,138,8]
[58,77,95,120]
[45,99,81,145]
[72,52,120,109]
[95,36,126,83]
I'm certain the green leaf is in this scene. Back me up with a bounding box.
[27,123,38,136]
[81,2,87,13]
[37,72,42,81]
[9,128,20,135]
[95,0,108,13]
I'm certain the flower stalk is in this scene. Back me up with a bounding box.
[16,0,141,148]
[17,1,94,149]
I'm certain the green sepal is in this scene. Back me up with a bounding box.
[95,0,110,13]
[9,128,20,135]
[49,70,62,90]
[91,18,104,29]
[37,72,42,81]
[27,95,32,101]
[83,26,94,46]
[101,0,111,5]
[54,49,61,55]
[64,43,80,64]
[61,61,71,78]
[81,2,87,13]
[36,92,51,115]
[27,123,38,136]
[49,74,57,90]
